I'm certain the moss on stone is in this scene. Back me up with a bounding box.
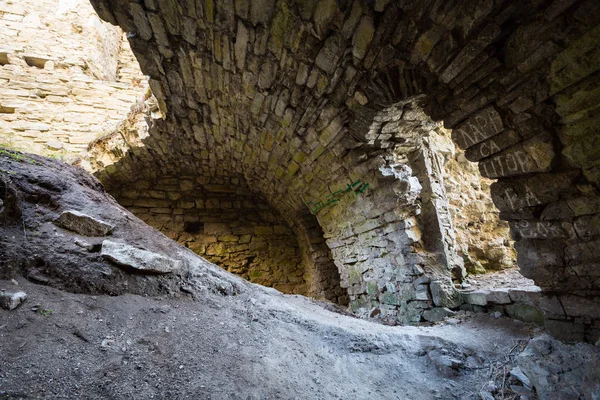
[268,0,292,56]
[352,16,374,60]
[249,270,263,279]
[204,0,214,23]
[366,280,377,296]
[348,267,361,285]
[380,292,399,306]
[550,25,600,95]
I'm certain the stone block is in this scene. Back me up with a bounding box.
[121,189,140,199]
[490,171,578,212]
[465,130,521,162]
[565,239,600,264]
[354,219,380,234]
[255,226,273,235]
[177,200,195,209]
[486,288,511,304]
[430,279,462,308]
[101,240,180,274]
[239,234,252,244]
[415,284,429,301]
[509,220,571,240]
[273,225,292,235]
[352,16,374,61]
[313,0,337,38]
[204,223,231,235]
[508,287,542,308]
[422,307,456,322]
[567,196,600,217]
[250,0,275,26]
[249,240,268,252]
[479,133,554,179]
[505,304,544,325]
[558,295,600,319]
[206,242,227,256]
[441,24,500,84]
[219,234,239,242]
[574,214,600,238]
[228,244,249,253]
[150,207,171,214]
[544,319,585,342]
[46,139,64,150]
[515,239,564,285]
[451,106,504,150]
[0,291,27,310]
[55,210,114,237]
[467,289,489,306]
[134,198,170,208]
[179,180,194,191]
[539,294,567,319]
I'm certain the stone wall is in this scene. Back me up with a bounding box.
[89,93,463,323]
[435,131,517,274]
[314,99,465,323]
[114,178,309,295]
[0,0,146,158]
[85,99,345,303]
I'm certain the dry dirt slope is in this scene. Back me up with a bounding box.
[0,150,598,400]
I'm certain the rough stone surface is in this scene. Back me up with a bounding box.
[505,304,545,325]
[101,240,180,274]
[422,307,456,322]
[442,144,516,274]
[0,0,146,157]
[485,288,512,305]
[0,290,27,310]
[430,279,462,309]
[116,176,322,298]
[509,287,542,308]
[55,210,114,237]
[517,334,600,400]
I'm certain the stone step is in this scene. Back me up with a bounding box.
[458,286,544,324]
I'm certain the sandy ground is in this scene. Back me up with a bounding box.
[0,277,538,400]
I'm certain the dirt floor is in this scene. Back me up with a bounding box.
[1,277,539,400]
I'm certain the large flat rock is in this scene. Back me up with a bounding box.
[101,240,180,274]
[55,210,114,236]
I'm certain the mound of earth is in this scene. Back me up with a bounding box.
[1,150,599,399]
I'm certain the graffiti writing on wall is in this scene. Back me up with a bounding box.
[305,180,369,214]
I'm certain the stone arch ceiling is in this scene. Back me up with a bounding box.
[89,0,600,341]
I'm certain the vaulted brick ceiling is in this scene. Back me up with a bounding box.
[89,0,600,342]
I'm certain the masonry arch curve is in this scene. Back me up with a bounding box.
[88,0,600,341]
